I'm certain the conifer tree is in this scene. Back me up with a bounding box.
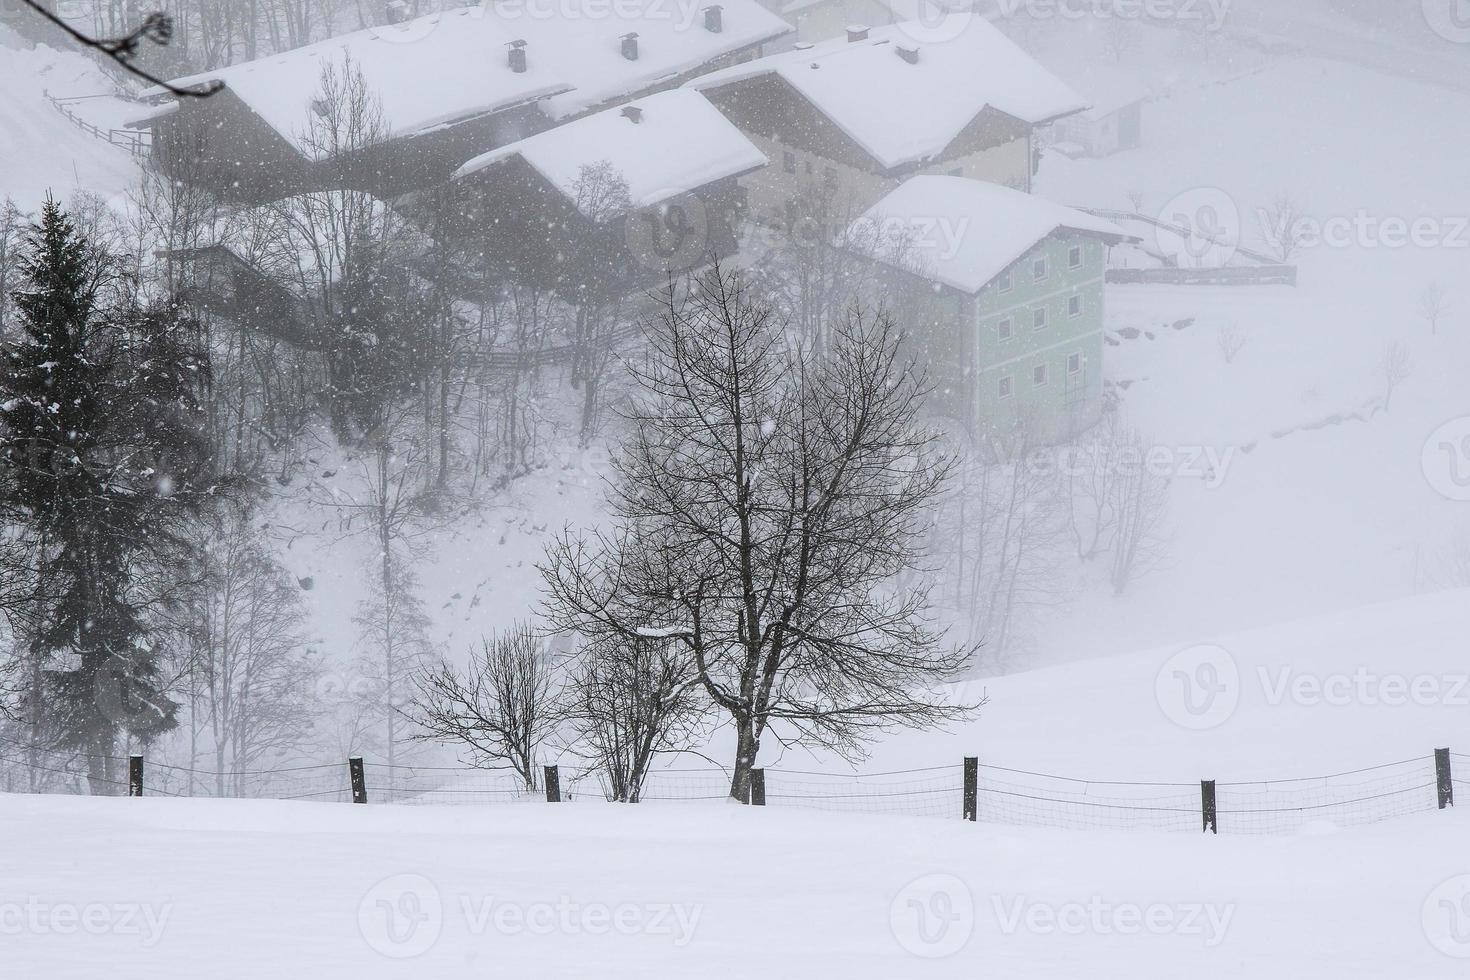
[0,199,212,793]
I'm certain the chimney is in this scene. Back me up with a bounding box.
[621,32,640,60]
[846,24,869,42]
[895,44,919,64]
[621,105,644,124]
[703,5,723,32]
[507,39,527,73]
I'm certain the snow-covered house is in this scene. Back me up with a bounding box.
[765,0,974,51]
[850,176,1136,439]
[127,0,790,203]
[1046,65,1148,159]
[450,89,767,297]
[686,15,1085,226]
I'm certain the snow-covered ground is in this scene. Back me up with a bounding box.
[0,25,139,211]
[4,793,1468,979]
[1020,36,1470,666]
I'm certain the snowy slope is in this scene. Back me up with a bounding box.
[3,793,1467,978]
[0,25,139,211]
[851,589,1470,783]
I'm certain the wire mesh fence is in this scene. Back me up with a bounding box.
[765,766,963,820]
[974,766,1201,833]
[1213,758,1439,835]
[0,735,1462,837]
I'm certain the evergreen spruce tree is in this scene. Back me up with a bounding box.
[0,199,212,794]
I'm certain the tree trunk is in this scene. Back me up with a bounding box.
[728,715,759,803]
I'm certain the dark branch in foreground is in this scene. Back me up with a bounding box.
[17,0,220,98]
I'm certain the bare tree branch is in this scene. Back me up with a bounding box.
[16,0,221,98]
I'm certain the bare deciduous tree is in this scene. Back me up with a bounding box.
[1108,430,1172,595]
[542,266,979,802]
[409,623,559,791]
[1419,282,1450,336]
[1380,340,1413,411]
[0,198,28,341]
[1256,193,1310,264]
[1217,323,1248,364]
[560,632,706,803]
[175,503,320,796]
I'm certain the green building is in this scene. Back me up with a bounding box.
[852,176,1136,444]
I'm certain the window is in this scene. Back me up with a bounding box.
[1033,307,1047,331]
[823,166,838,187]
[1033,364,1049,388]
[1068,294,1083,318]
[782,150,796,174]
[998,270,1012,293]
[997,318,1013,342]
[1033,256,1048,282]
[805,160,814,176]
[948,167,963,177]
[1069,244,1083,269]
[998,375,1014,399]
[1067,352,1083,375]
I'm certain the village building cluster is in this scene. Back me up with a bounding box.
[125,0,1141,442]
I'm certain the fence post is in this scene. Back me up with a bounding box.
[1436,749,1454,810]
[544,765,561,803]
[963,757,978,822]
[750,769,766,806]
[128,755,144,798]
[348,757,367,804]
[1201,780,1218,834]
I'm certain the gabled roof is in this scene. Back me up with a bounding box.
[455,89,766,213]
[852,176,1135,294]
[687,15,1086,171]
[133,0,790,161]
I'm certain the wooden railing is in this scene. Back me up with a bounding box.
[43,90,152,161]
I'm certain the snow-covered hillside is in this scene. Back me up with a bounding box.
[0,25,139,211]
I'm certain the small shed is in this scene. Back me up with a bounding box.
[1047,65,1148,159]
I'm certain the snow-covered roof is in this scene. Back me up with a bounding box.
[686,15,1085,171]
[1057,63,1151,119]
[454,89,766,212]
[133,0,790,161]
[851,176,1134,294]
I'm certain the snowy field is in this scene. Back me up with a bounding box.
[4,794,1468,979]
